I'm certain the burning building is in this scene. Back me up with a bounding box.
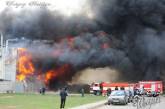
[3,32,114,90]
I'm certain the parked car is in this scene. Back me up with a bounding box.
[108,90,128,105]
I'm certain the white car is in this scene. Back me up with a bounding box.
[108,90,128,105]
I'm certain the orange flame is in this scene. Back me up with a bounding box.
[45,70,57,84]
[16,48,35,81]
[16,48,71,85]
[44,64,70,84]
[16,74,26,81]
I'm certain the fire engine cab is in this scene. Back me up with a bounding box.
[90,82,101,95]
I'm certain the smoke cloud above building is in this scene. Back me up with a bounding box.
[0,0,165,85]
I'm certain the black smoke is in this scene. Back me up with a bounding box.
[23,32,132,84]
[0,8,98,40]
[90,0,165,81]
[1,0,165,83]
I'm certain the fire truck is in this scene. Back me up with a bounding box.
[90,82,101,95]
[100,82,130,95]
[90,81,163,96]
[90,82,135,95]
[138,81,163,94]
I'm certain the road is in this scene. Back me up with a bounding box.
[95,96,165,109]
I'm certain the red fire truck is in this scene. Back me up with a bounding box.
[90,81,163,96]
[90,82,101,95]
[90,82,135,95]
[138,81,163,94]
[100,82,129,95]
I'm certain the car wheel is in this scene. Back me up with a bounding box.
[108,101,111,105]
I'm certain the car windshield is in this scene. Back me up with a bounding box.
[111,91,125,96]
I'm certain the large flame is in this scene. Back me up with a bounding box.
[44,64,70,85]
[16,48,35,81]
[45,70,57,84]
[16,48,71,85]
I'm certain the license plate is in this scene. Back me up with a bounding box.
[113,100,119,102]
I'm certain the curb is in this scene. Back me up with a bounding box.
[69,100,106,109]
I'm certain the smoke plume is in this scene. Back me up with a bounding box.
[1,0,165,85]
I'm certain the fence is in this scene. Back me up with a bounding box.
[0,81,14,93]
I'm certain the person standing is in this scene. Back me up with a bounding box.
[42,87,46,95]
[39,87,46,95]
[60,88,68,109]
[140,86,145,95]
[107,88,111,96]
[81,88,85,97]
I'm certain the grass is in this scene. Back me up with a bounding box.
[0,93,105,109]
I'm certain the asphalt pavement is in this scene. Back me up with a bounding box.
[70,95,165,109]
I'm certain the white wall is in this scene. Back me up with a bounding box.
[4,48,17,81]
[0,47,5,80]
